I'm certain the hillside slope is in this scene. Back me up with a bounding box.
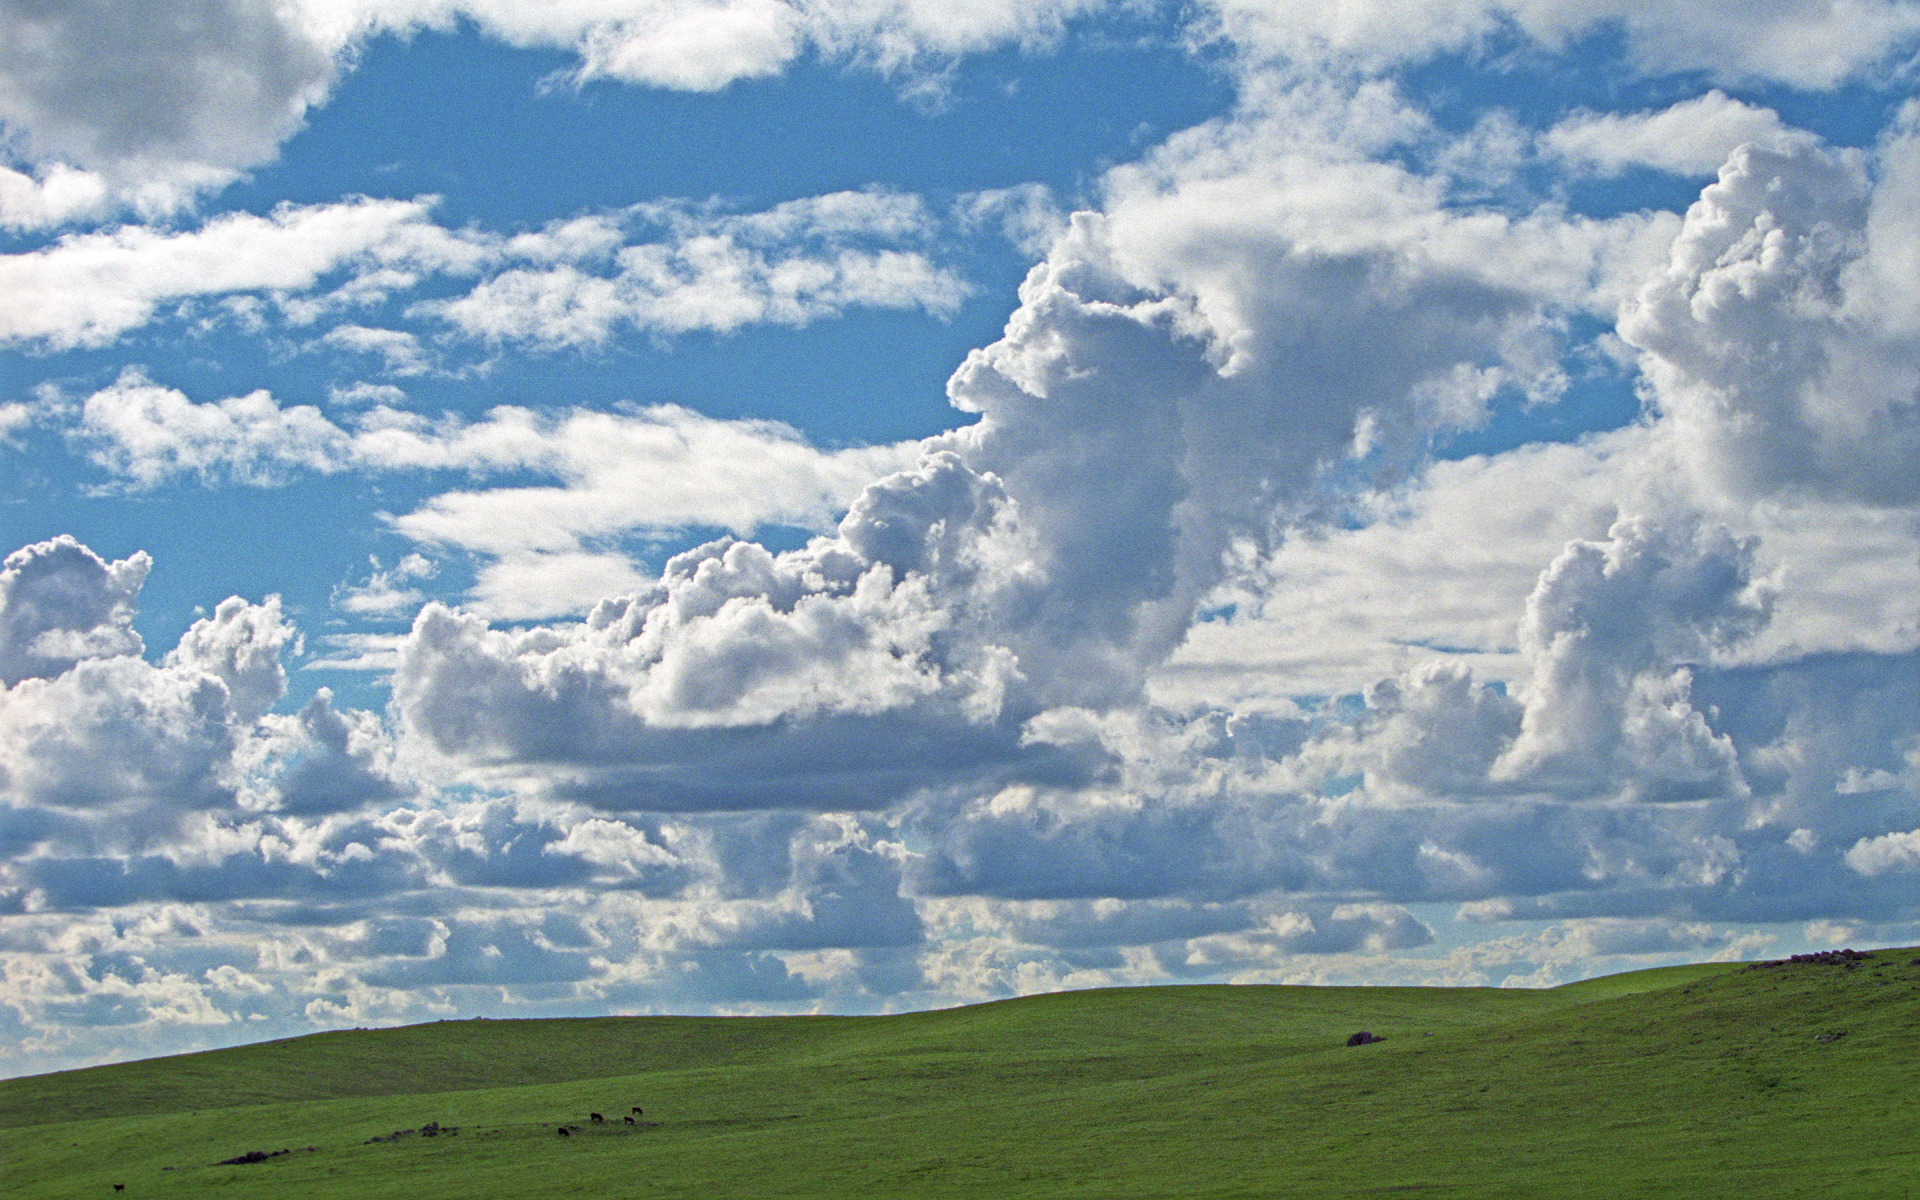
[2,951,1914,1198]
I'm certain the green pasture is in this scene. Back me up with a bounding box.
[3,950,1916,1198]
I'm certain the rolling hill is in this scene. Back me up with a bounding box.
[3,948,1915,1198]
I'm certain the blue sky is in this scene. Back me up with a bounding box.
[2,0,1919,1076]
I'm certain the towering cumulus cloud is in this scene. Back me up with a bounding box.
[391,121,1608,805]
[1493,518,1769,803]
[0,538,291,851]
[1623,130,1920,506]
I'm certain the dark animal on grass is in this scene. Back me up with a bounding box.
[590,1112,604,1123]
[625,1116,636,1126]
[1346,1031,1384,1046]
[632,1107,644,1116]
[557,1127,570,1138]
[114,1187,124,1193]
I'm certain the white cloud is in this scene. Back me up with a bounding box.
[0,0,1105,235]
[0,163,113,232]
[327,381,408,407]
[1492,516,1769,801]
[956,184,1067,258]
[0,0,1110,229]
[0,403,31,446]
[0,0,345,219]
[377,404,917,543]
[1846,829,1920,875]
[81,370,353,487]
[375,73,1899,841]
[319,324,433,375]
[1157,434,1639,705]
[0,535,149,687]
[4,0,1914,238]
[1621,134,1920,506]
[302,632,411,672]
[262,688,411,814]
[568,0,804,89]
[1199,1,1920,88]
[332,553,437,617]
[423,191,968,346]
[167,594,296,725]
[0,539,299,851]
[1545,91,1804,177]
[74,376,923,616]
[417,0,1106,86]
[464,552,656,621]
[1158,423,1920,712]
[0,197,478,350]
[0,189,968,355]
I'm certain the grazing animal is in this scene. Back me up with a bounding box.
[114,1187,125,1193]
[624,1116,636,1126]
[557,1127,570,1138]
[590,1112,604,1124]
[1345,1031,1384,1047]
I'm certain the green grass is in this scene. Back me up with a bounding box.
[4,949,1917,1198]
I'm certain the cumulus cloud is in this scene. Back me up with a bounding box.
[80,371,353,487]
[0,540,299,853]
[0,0,344,219]
[374,77,1821,846]
[1545,91,1805,178]
[1492,517,1770,801]
[1847,828,1920,874]
[251,699,402,817]
[0,163,113,232]
[0,535,149,687]
[1621,133,1920,506]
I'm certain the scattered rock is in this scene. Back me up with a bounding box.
[366,1122,457,1144]
[1815,1031,1846,1044]
[215,1149,290,1166]
[1747,948,1873,970]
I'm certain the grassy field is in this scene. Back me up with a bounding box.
[3,949,1916,1198]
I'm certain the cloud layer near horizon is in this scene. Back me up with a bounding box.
[2,2,1918,1077]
